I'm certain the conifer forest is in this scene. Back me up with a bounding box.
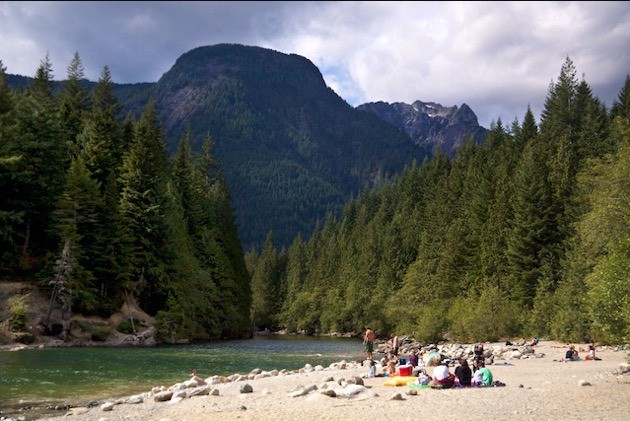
[1,54,628,344]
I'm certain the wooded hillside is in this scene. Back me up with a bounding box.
[247,58,630,345]
[0,54,251,342]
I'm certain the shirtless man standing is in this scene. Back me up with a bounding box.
[363,327,376,360]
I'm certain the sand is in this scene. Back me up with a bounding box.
[40,340,629,421]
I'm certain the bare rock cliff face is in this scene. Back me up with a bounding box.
[357,100,488,158]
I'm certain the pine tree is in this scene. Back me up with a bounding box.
[519,106,538,144]
[118,102,170,315]
[10,55,66,268]
[52,156,102,313]
[506,140,556,308]
[250,232,279,330]
[79,66,123,188]
[59,51,89,156]
[0,60,21,269]
[0,60,14,116]
[610,74,630,120]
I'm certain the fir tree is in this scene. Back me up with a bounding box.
[250,232,279,330]
[79,66,123,188]
[118,102,170,315]
[59,51,89,156]
[52,156,102,313]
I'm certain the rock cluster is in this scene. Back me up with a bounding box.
[377,339,546,362]
[58,359,375,416]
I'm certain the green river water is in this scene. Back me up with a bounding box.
[0,335,364,420]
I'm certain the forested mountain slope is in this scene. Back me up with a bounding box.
[139,44,432,250]
[246,59,629,345]
[8,44,435,250]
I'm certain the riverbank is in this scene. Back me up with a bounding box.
[30,340,629,421]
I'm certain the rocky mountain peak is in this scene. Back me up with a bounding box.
[357,100,488,158]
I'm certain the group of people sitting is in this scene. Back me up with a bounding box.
[565,344,601,361]
[367,345,499,388]
[429,357,495,388]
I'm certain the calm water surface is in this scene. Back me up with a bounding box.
[0,335,363,418]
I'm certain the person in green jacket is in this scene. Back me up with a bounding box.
[472,361,493,386]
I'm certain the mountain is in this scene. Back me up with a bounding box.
[357,100,488,158]
[5,44,487,250]
[121,44,436,249]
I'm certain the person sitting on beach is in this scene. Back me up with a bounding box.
[408,350,418,367]
[431,360,456,388]
[368,359,376,377]
[472,361,493,386]
[472,358,481,373]
[415,368,432,386]
[454,358,472,387]
[529,337,539,346]
[565,345,581,361]
[584,344,601,361]
[367,359,384,377]
[386,356,396,377]
[380,354,389,367]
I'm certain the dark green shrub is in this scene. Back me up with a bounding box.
[90,326,111,341]
[14,332,35,344]
[117,319,135,334]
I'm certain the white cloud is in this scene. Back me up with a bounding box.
[1,1,628,127]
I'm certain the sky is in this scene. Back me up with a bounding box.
[1,1,629,128]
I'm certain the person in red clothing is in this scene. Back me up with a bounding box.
[431,360,456,388]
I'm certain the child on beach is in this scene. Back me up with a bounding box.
[368,359,377,377]
[472,361,493,386]
[386,356,396,376]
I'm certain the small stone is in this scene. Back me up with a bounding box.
[390,392,405,401]
[240,383,253,393]
[100,402,114,411]
[154,391,174,402]
[578,379,591,386]
[320,388,336,397]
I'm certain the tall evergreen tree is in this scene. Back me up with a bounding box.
[506,139,555,309]
[52,156,102,313]
[610,74,630,120]
[0,61,20,270]
[519,106,538,144]
[250,231,279,330]
[59,51,89,156]
[118,102,170,315]
[79,66,123,188]
[10,55,66,268]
